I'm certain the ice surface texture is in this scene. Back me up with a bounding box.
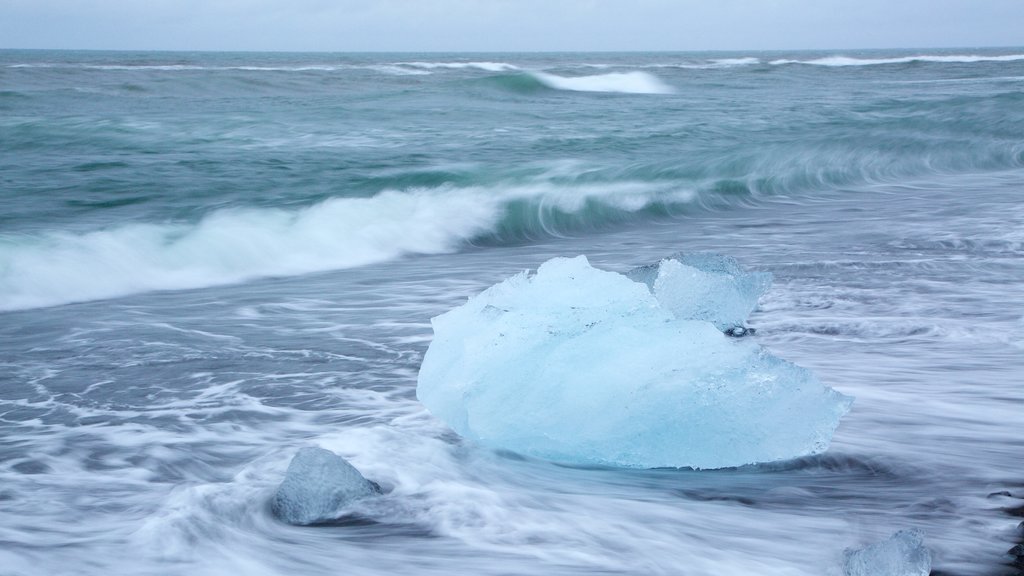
[843,529,932,576]
[417,255,852,469]
[626,252,772,332]
[271,447,380,525]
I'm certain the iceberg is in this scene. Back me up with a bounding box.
[416,255,852,469]
[843,529,932,576]
[271,447,381,526]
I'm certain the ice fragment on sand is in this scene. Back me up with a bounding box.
[416,255,852,469]
[271,447,380,526]
[627,252,772,332]
[843,529,932,576]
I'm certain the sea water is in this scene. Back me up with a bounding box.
[1,49,1023,575]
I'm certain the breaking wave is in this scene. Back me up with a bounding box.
[0,182,695,311]
[530,71,674,94]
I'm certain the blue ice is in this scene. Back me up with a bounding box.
[843,529,932,576]
[626,252,772,333]
[417,255,852,469]
[271,447,380,525]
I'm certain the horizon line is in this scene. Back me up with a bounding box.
[1,45,1023,55]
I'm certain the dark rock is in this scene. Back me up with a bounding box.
[724,326,756,337]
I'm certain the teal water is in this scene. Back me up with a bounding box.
[1,49,1023,575]
[3,49,1023,309]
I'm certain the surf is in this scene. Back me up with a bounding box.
[0,181,697,311]
[529,71,674,94]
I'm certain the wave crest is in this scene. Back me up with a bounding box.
[0,182,695,311]
[398,61,521,72]
[530,71,674,94]
[770,54,1024,67]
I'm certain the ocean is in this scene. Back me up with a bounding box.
[1,48,1022,575]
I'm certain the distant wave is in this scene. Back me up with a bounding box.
[5,63,344,72]
[233,65,342,72]
[4,63,430,75]
[79,64,210,71]
[770,54,1024,67]
[7,63,205,71]
[708,57,761,68]
[0,182,695,311]
[398,61,521,72]
[10,54,1023,74]
[645,57,761,70]
[4,61,520,76]
[364,65,432,76]
[530,71,674,94]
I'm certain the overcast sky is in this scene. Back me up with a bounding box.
[2,0,1022,52]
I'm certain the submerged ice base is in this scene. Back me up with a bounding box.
[417,255,852,469]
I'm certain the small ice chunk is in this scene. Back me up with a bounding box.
[843,529,932,576]
[271,447,380,526]
[627,252,772,332]
[417,255,852,469]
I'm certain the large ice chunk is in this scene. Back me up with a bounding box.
[271,447,381,526]
[843,529,932,576]
[627,252,772,332]
[416,255,852,469]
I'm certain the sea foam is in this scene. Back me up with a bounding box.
[843,530,932,576]
[0,190,495,311]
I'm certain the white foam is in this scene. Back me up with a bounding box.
[711,57,761,67]
[363,65,432,76]
[531,71,674,94]
[0,191,493,311]
[0,182,692,311]
[399,61,521,72]
[844,529,932,576]
[635,58,761,70]
[770,54,1024,67]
